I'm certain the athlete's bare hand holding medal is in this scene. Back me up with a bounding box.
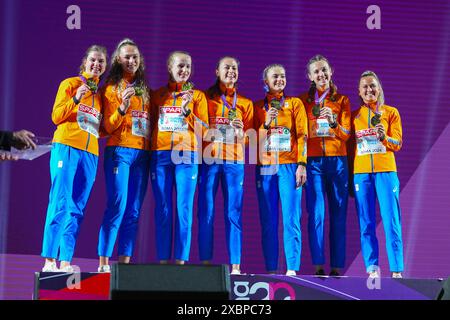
[231,118,244,139]
[119,86,136,113]
[376,123,385,141]
[180,90,194,116]
[179,82,194,116]
[75,84,90,102]
[264,108,278,128]
[320,106,337,126]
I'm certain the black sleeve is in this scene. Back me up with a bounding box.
[0,130,13,150]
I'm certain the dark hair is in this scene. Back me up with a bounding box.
[206,56,239,98]
[306,54,337,103]
[105,38,148,90]
[78,45,108,76]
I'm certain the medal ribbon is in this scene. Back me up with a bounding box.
[79,75,98,94]
[314,89,329,106]
[264,96,285,112]
[221,91,237,111]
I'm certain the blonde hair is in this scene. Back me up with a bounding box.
[166,51,192,81]
[263,64,285,81]
[167,51,191,67]
[359,70,385,106]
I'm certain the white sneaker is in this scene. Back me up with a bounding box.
[98,265,111,273]
[59,265,74,273]
[230,269,241,275]
[392,272,403,278]
[286,270,296,276]
[42,261,59,272]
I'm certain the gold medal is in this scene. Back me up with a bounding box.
[228,109,237,121]
[270,99,281,110]
[371,112,381,126]
[134,86,144,96]
[86,79,98,93]
[182,81,194,91]
[312,104,321,117]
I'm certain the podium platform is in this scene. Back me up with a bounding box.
[34,272,444,300]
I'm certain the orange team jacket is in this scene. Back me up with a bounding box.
[102,77,151,151]
[299,91,351,157]
[150,81,209,152]
[51,71,102,156]
[351,104,402,174]
[203,84,253,162]
[254,93,308,165]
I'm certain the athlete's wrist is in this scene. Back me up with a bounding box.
[329,113,338,128]
[73,96,80,105]
[117,107,126,116]
[182,108,191,117]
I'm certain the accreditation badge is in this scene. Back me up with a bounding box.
[207,117,236,144]
[158,106,188,132]
[356,128,386,156]
[77,104,102,138]
[131,110,150,138]
[264,126,291,152]
[310,116,335,138]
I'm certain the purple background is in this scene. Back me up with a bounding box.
[1,0,450,277]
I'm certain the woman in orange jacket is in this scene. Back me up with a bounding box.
[198,56,253,275]
[255,64,308,275]
[150,51,208,265]
[300,55,351,276]
[41,45,107,272]
[97,39,151,273]
[351,71,404,278]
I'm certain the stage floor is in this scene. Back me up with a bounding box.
[34,272,444,300]
[0,254,445,300]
